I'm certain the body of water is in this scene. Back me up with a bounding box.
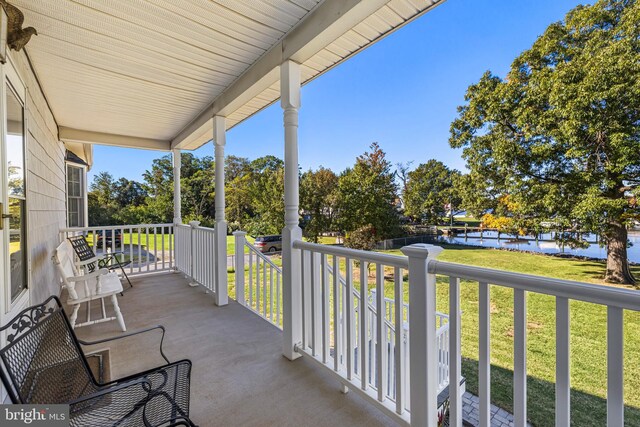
[436,230,640,263]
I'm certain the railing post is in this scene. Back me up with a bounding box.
[188,221,200,287]
[233,231,247,305]
[172,149,182,224]
[281,60,302,361]
[213,115,228,306]
[401,243,443,427]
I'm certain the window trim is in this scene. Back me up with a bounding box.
[65,161,88,228]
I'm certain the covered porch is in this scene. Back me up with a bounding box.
[8,0,640,426]
[72,273,394,427]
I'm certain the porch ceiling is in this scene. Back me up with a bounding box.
[14,0,444,151]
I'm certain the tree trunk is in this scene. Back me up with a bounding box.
[604,222,636,285]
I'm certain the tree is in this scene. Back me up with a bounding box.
[244,156,285,235]
[450,0,640,283]
[337,143,400,244]
[404,160,461,224]
[300,167,338,242]
[395,161,413,207]
[88,172,118,225]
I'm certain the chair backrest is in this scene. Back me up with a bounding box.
[0,296,96,404]
[53,240,80,299]
[67,235,97,272]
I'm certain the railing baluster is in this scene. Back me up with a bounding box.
[449,277,462,427]
[479,282,491,427]
[256,255,261,313]
[169,225,173,269]
[153,227,157,271]
[270,266,274,321]
[394,267,405,413]
[345,257,354,381]
[276,270,281,326]
[161,226,166,270]
[607,306,624,427]
[376,263,387,402]
[137,227,142,274]
[300,249,306,350]
[146,227,150,272]
[310,251,317,356]
[555,296,570,427]
[332,255,340,372]
[360,260,369,390]
[321,253,329,363]
[248,249,253,309]
[514,288,527,427]
[263,258,267,318]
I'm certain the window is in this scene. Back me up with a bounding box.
[67,163,86,227]
[6,83,27,302]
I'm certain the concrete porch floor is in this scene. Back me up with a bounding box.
[71,272,397,427]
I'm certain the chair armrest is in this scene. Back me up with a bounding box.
[69,378,151,426]
[66,268,109,282]
[78,325,169,364]
[75,256,104,267]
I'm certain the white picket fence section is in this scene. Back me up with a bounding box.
[61,223,174,275]
[174,222,217,294]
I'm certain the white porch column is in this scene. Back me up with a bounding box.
[281,60,302,360]
[213,116,228,306]
[172,149,182,224]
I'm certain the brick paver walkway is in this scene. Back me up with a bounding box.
[462,392,532,427]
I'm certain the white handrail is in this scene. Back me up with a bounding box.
[430,260,640,310]
[61,223,172,232]
[293,240,409,268]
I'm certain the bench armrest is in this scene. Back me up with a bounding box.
[66,268,110,282]
[78,325,169,364]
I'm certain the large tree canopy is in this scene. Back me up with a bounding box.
[300,167,338,242]
[337,143,401,243]
[404,160,461,224]
[450,0,640,283]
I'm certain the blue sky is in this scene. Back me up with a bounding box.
[89,0,588,183]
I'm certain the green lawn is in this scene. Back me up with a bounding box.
[226,243,640,427]
[382,246,640,427]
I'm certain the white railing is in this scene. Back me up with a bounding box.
[174,222,217,294]
[285,241,640,427]
[428,259,640,427]
[369,288,450,397]
[291,241,441,425]
[233,231,283,328]
[61,223,174,276]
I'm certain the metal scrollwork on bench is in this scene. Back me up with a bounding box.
[2,299,56,343]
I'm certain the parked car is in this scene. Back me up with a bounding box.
[254,235,282,253]
[95,229,123,247]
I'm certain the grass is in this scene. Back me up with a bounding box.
[382,245,640,427]
[225,242,640,426]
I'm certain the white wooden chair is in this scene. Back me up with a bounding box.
[53,240,126,331]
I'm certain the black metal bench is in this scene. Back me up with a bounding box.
[0,296,197,427]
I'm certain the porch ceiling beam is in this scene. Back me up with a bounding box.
[60,127,171,151]
[170,0,390,150]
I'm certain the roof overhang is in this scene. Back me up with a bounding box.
[15,0,446,151]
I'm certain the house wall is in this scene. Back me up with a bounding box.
[10,51,66,304]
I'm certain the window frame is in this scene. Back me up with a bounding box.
[65,161,88,228]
